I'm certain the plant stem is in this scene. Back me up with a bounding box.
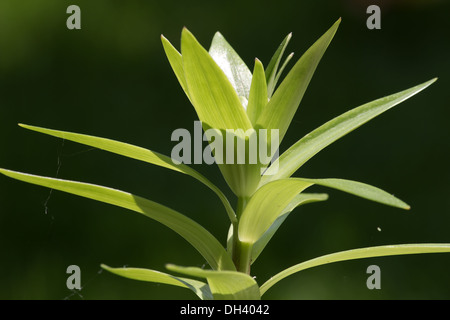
[232,196,253,274]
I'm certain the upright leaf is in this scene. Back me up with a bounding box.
[101,264,213,300]
[182,28,260,197]
[161,35,191,101]
[265,33,292,98]
[0,169,236,271]
[273,52,294,89]
[260,244,450,296]
[256,19,341,144]
[209,32,253,103]
[262,78,437,183]
[181,28,252,131]
[166,264,261,300]
[247,58,268,126]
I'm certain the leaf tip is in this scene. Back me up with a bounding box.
[212,31,223,39]
[165,263,176,271]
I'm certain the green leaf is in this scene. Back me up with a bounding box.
[251,193,328,263]
[19,124,236,223]
[262,78,437,183]
[166,264,261,300]
[209,32,253,103]
[260,244,450,296]
[182,28,261,197]
[238,179,314,244]
[239,177,408,245]
[247,58,268,126]
[273,52,294,89]
[265,32,292,98]
[0,169,236,271]
[161,35,191,102]
[298,177,410,210]
[181,28,252,131]
[101,264,213,300]
[256,19,341,144]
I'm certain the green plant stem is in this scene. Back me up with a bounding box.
[232,197,253,274]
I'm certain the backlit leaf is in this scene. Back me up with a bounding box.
[0,169,236,271]
[262,78,437,182]
[209,32,253,103]
[19,124,236,223]
[256,19,340,144]
[166,264,260,300]
[260,244,450,296]
[101,264,213,300]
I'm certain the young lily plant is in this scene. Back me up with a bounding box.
[1,19,450,300]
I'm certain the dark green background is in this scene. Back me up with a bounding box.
[1,0,449,299]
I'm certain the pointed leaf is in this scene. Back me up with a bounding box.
[247,58,268,125]
[260,244,450,296]
[0,169,236,271]
[209,32,252,102]
[262,78,437,182]
[181,28,252,131]
[251,193,328,263]
[166,264,260,300]
[298,177,410,210]
[273,52,294,88]
[19,124,236,223]
[101,264,213,300]
[265,33,292,98]
[256,19,341,144]
[239,177,409,245]
[161,35,191,101]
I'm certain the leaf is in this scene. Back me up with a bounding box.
[273,52,294,89]
[251,193,328,263]
[247,58,268,126]
[209,31,253,103]
[238,179,314,244]
[19,124,237,223]
[101,264,213,300]
[256,19,341,144]
[0,169,236,271]
[265,32,292,98]
[262,78,437,183]
[239,177,409,245]
[182,28,261,197]
[260,244,450,296]
[298,177,410,210]
[166,264,261,300]
[181,28,252,131]
[161,35,191,102]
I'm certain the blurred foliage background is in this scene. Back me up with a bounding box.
[0,0,449,300]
